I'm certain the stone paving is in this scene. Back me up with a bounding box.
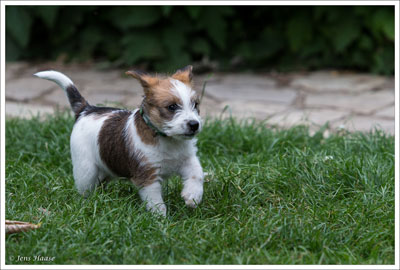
[5,62,396,134]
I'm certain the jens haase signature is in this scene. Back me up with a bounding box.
[10,255,55,262]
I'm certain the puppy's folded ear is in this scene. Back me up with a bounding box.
[172,65,193,85]
[125,70,159,90]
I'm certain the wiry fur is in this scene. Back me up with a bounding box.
[35,66,204,216]
[165,79,201,137]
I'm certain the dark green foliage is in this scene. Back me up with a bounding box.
[5,113,394,264]
[6,6,394,74]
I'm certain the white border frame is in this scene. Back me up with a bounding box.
[1,1,399,270]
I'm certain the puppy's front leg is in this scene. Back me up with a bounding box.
[180,156,204,208]
[138,181,166,216]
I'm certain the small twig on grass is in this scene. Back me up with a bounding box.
[6,220,41,234]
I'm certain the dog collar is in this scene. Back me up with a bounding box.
[139,107,167,137]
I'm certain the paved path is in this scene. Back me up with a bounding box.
[5,62,395,134]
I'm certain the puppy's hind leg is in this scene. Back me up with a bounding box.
[73,161,100,197]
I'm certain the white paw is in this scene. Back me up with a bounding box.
[147,203,167,217]
[181,183,203,208]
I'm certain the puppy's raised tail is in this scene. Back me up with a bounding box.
[34,70,88,117]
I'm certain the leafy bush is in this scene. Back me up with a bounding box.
[6,6,394,74]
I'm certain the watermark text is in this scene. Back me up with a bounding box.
[10,255,56,262]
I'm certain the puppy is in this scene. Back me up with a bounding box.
[34,66,204,216]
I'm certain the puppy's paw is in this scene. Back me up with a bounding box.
[147,203,167,217]
[181,183,203,208]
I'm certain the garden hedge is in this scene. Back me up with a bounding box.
[6,6,394,74]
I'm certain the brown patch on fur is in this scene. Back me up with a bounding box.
[172,65,193,86]
[82,106,121,120]
[134,110,158,145]
[98,111,157,187]
[141,78,182,127]
[131,163,157,187]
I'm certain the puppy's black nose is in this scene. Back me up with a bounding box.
[188,120,199,132]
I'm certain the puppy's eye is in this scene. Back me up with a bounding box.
[194,102,199,110]
[167,104,179,112]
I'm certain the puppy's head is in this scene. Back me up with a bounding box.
[126,66,201,139]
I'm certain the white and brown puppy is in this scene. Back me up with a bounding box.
[34,66,204,216]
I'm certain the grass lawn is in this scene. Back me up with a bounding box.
[5,112,395,265]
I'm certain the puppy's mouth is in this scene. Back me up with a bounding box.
[181,132,198,138]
